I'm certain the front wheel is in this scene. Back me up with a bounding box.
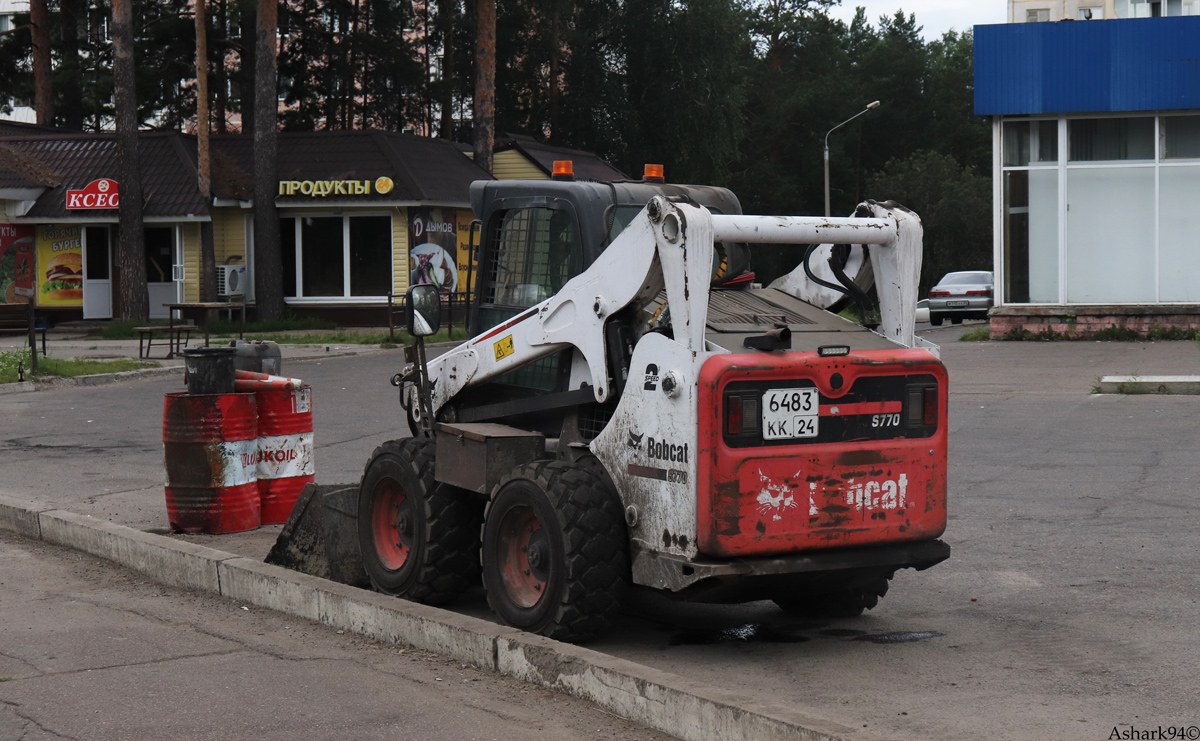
[357,438,481,605]
[482,460,626,642]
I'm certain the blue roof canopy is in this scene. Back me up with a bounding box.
[974,17,1200,116]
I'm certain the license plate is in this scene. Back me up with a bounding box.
[947,300,969,308]
[762,388,819,440]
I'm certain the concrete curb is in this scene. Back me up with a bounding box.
[1098,375,1200,394]
[0,496,865,741]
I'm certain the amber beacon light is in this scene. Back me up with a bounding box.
[643,164,665,182]
[552,160,574,180]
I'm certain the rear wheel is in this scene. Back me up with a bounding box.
[951,317,963,325]
[482,460,626,642]
[358,438,481,605]
[773,576,891,619]
[929,315,944,326]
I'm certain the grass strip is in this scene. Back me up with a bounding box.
[0,350,160,385]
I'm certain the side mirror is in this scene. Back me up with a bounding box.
[406,284,441,337]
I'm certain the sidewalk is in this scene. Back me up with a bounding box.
[0,529,675,741]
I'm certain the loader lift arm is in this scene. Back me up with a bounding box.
[418,197,922,424]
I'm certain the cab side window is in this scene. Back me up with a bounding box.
[484,207,580,308]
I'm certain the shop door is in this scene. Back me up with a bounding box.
[82,226,112,319]
[145,227,174,319]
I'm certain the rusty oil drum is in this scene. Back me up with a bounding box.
[255,386,314,524]
[162,391,261,533]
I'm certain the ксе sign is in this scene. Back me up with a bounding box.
[66,179,119,209]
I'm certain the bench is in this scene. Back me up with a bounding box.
[0,303,47,357]
[135,325,193,359]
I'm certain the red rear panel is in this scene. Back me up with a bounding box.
[697,349,948,558]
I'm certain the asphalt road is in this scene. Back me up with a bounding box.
[0,530,676,741]
[3,327,1200,740]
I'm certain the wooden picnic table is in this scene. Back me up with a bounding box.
[164,302,247,348]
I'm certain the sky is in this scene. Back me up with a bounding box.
[827,1,1008,40]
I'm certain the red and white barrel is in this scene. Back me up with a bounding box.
[255,386,315,524]
[162,392,261,533]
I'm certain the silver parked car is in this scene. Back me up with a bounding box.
[927,270,993,326]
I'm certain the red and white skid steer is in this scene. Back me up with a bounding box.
[357,174,949,642]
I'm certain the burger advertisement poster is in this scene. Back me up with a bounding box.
[37,225,84,306]
[0,224,36,305]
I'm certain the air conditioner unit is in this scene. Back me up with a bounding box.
[217,264,247,297]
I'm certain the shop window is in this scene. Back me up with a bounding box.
[1003,170,1059,303]
[280,214,393,299]
[1004,120,1058,166]
[1025,8,1050,21]
[301,217,344,296]
[350,216,391,296]
[484,207,580,308]
[1068,118,1154,162]
[1159,165,1200,300]
[85,226,110,281]
[281,218,296,297]
[1066,167,1156,302]
[1162,116,1200,159]
[144,227,173,283]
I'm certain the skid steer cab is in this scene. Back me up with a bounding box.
[362,172,950,643]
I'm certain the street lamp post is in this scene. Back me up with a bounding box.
[824,100,881,217]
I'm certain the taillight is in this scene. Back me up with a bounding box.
[725,393,760,436]
[923,386,938,426]
[928,290,950,297]
[906,384,940,428]
[965,290,990,296]
[727,395,742,435]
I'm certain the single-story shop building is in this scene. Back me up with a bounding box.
[0,124,623,324]
[976,14,1200,335]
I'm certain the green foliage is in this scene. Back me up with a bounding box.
[959,327,991,342]
[0,350,159,384]
[867,150,993,296]
[1,0,994,298]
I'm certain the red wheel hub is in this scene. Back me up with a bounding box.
[371,478,413,570]
[496,505,548,608]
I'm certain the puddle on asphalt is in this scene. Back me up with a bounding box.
[854,631,944,644]
[669,623,810,646]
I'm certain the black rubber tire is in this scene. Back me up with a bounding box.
[357,438,482,606]
[773,576,891,619]
[482,460,627,643]
[951,317,963,325]
[929,316,944,326]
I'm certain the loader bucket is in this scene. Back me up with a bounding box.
[265,483,370,587]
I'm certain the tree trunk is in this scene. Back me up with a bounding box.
[197,0,217,302]
[253,0,282,320]
[548,5,559,139]
[438,0,455,139]
[59,0,83,130]
[215,0,227,134]
[30,0,52,125]
[473,0,495,172]
[240,3,256,134]
[113,0,148,321]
